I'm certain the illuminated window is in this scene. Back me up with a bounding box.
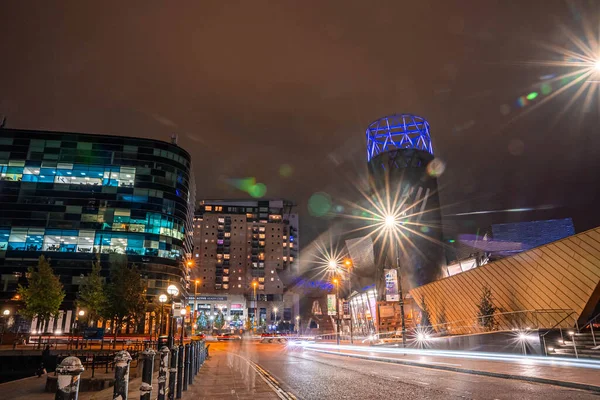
[258,277,265,283]
[205,206,212,211]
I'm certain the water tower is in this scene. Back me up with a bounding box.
[366,114,444,287]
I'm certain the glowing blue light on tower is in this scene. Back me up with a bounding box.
[366,114,433,162]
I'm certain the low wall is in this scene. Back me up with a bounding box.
[422,330,543,355]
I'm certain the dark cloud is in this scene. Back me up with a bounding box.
[1,0,599,245]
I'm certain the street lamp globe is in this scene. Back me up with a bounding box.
[2,309,9,316]
[273,307,278,313]
[180,308,187,316]
[595,59,600,71]
[295,316,300,320]
[328,259,337,270]
[167,284,179,296]
[159,294,168,303]
[385,214,396,228]
[78,310,85,316]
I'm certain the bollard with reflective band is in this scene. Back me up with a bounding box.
[140,348,156,400]
[112,351,132,400]
[176,344,184,398]
[55,356,85,400]
[157,346,170,400]
[183,343,190,391]
[168,346,178,400]
[188,342,194,385]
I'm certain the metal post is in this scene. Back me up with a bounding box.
[571,333,579,359]
[140,348,156,400]
[188,343,194,384]
[176,344,184,399]
[396,241,407,349]
[335,280,341,345]
[157,346,169,400]
[168,346,178,400]
[55,356,84,400]
[183,343,190,391]
[591,323,596,347]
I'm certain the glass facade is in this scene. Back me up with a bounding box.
[0,129,195,305]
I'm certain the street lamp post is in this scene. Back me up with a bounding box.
[344,258,354,345]
[158,294,167,337]
[179,309,186,345]
[333,277,341,346]
[166,285,179,349]
[385,215,407,349]
[192,280,199,336]
[273,307,278,331]
[252,281,258,332]
[295,315,300,336]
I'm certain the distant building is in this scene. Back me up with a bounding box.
[193,199,299,330]
[444,218,576,277]
[0,128,195,333]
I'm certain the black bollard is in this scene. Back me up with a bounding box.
[188,342,194,385]
[55,356,84,400]
[176,344,184,398]
[157,346,169,400]
[168,346,178,400]
[112,351,132,400]
[183,343,190,391]
[140,348,156,400]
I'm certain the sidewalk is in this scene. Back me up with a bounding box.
[303,344,600,392]
[182,346,280,400]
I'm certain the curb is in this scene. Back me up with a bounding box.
[306,348,600,393]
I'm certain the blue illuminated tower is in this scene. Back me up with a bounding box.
[366,114,444,287]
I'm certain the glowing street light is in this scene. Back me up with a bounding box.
[167,284,179,297]
[78,310,85,317]
[2,309,10,316]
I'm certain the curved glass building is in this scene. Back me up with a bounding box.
[0,129,195,310]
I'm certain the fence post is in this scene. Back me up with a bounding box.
[168,346,178,400]
[112,350,132,400]
[184,343,190,390]
[140,348,156,400]
[55,356,84,400]
[158,346,169,400]
[188,342,194,385]
[176,344,184,398]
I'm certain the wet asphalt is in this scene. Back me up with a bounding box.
[213,341,600,400]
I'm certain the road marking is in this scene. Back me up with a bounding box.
[222,350,297,400]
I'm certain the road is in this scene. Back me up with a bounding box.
[211,341,600,400]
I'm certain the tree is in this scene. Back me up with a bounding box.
[197,311,209,332]
[214,310,225,331]
[76,256,107,328]
[232,313,240,327]
[105,256,147,346]
[18,256,65,338]
[419,295,431,327]
[477,286,497,331]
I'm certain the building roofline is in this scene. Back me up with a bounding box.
[0,127,191,158]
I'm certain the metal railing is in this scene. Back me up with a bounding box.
[53,340,208,400]
[580,312,600,347]
[417,309,576,336]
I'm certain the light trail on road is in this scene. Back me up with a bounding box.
[294,343,600,370]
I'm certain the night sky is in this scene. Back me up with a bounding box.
[2,1,600,246]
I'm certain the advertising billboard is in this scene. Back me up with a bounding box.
[385,269,399,302]
[327,294,337,316]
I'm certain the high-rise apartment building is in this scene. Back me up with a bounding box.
[192,199,299,329]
